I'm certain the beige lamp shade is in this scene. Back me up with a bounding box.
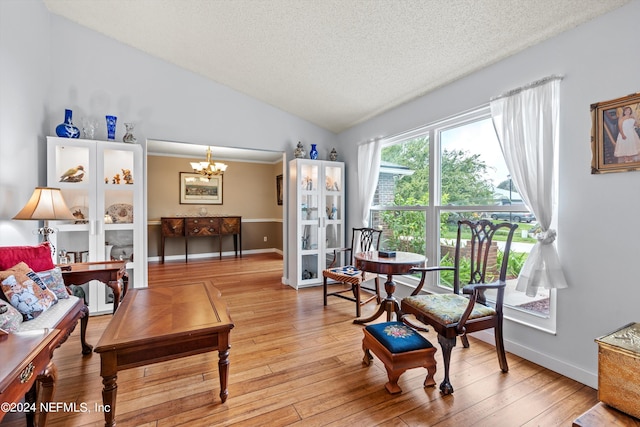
[13,187,75,221]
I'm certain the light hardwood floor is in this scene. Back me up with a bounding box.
[2,253,597,426]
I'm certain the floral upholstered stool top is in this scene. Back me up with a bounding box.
[361,321,437,394]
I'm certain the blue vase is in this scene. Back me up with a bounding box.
[55,109,80,138]
[106,115,117,140]
[310,144,318,160]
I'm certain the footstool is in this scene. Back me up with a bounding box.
[362,321,437,394]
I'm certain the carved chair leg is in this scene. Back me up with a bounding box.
[437,334,456,395]
[80,305,93,355]
[353,284,361,318]
[461,334,470,349]
[374,278,381,304]
[494,322,509,372]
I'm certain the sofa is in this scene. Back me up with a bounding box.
[0,243,91,355]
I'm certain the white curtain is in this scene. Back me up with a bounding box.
[490,75,568,296]
[357,138,382,227]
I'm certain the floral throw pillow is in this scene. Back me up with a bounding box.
[0,262,58,320]
[0,300,23,333]
[36,267,69,300]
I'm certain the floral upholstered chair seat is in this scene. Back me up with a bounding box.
[402,293,496,325]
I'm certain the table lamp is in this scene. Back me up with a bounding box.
[13,187,75,253]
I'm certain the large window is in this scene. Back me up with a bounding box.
[370,107,553,329]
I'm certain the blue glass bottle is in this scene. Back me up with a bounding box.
[55,109,80,138]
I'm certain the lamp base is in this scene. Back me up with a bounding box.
[37,226,57,257]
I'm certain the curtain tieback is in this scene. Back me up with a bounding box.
[536,229,556,245]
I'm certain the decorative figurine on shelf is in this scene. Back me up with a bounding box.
[294,141,305,158]
[309,144,318,160]
[112,173,121,184]
[326,175,335,191]
[106,115,117,140]
[55,109,80,138]
[123,123,137,143]
[72,208,88,224]
[59,165,85,182]
[329,147,338,161]
[121,169,133,184]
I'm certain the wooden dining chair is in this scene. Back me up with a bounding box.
[401,219,518,395]
[323,227,382,317]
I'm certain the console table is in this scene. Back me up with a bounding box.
[160,216,241,263]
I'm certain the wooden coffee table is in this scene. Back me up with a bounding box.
[94,281,234,427]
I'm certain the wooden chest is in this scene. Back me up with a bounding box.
[595,322,640,419]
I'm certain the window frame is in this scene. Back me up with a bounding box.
[369,105,557,333]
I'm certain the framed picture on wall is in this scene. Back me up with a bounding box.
[179,172,223,204]
[276,174,283,205]
[591,92,640,174]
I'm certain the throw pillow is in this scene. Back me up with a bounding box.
[0,300,23,333]
[36,267,70,300]
[0,243,55,272]
[0,262,58,320]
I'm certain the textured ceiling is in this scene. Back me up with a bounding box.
[43,0,628,133]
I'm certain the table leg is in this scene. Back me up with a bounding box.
[161,235,165,264]
[108,269,128,314]
[218,348,230,403]
[354,274,400,324]
[100,354,118,427]
[36,361,57,427]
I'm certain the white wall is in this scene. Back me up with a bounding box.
[0,0,52,244]
[338,0,640,387]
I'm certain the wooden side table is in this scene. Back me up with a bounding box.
[0,329,60,427]
[59,261,128,313]
[353,251,426,324]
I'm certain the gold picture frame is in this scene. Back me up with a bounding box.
[179,172,223,204]
[591,92,640,174]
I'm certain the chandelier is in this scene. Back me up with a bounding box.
[190,146,228,178]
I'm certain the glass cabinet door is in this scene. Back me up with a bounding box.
[47,140,96,265]
[100,146,136,266]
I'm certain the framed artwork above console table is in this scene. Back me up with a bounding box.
[160,216,241,263]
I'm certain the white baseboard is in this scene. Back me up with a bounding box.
[148,247,281,263]
[470,329,597,388]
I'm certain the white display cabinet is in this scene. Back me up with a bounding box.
[288,159,344,289]
[46,136,146,314]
